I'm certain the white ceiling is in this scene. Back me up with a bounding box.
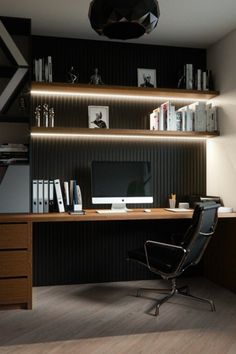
[1,0,236,48]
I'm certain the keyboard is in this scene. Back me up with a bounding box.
[96,209,127,214]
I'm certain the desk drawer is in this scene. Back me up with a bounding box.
[0,251,29,277]
[0,224,29,249]
[0,278,29,305]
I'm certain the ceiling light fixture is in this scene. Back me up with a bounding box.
[88,0,160,40]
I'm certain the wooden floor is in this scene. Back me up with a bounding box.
[1,277,236,354]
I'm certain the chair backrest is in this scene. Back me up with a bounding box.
[180,202,220,271]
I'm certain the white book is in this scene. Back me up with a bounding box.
[160,101,171,131]
[150,111,159,130]
[48,56,53,82]
[176,111,183,131]
[186,106,194,131]
[54,179,65,213]
[43,180,49,213]
[64,181,70,207]
[34,59,39,82]
[194,102,206,131]
[186,64,193,90]
[197,69,201,90]
[38,179,44,213]
[38,58,43,82]
[202,71,207,90]
[32,180,38,213]
[207,106,218,132]
[49,180,54,212]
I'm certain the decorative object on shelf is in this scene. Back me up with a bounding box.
[34,103,55,127]
[178,65,214,91]
[88,105,109,128]
[88,0,160,40]
[67,66,79,84]
[42,103,49,127]
[138,68,156,88]
[0,19,29,113]
[49,107,55,127]
[89,68,104,85]
[34,104,41,127]
[33,56,53,82]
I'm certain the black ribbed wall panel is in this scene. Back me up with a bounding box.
[33,219,193,286]
[32,36,206,88]
[32,136,206,286]
[31,35,207,286]
[31,137,206,209]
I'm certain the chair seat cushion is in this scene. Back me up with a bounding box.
[128,245,182,274]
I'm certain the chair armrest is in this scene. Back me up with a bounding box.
[144,240,187,270]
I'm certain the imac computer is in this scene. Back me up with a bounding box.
[91,161,153,213]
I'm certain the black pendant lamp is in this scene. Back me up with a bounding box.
[88,0,160,40]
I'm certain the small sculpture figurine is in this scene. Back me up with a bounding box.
[89,68,104,85]
[42,103,49,127]
[49,107,55,127]
[34,104,41,127]
[67,66,79,84]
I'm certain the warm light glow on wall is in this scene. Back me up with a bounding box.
[30,89,209,103]
[30,131,208,141]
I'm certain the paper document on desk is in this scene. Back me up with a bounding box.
[165,208,192,212]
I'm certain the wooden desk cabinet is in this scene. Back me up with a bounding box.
[0,222,32,309]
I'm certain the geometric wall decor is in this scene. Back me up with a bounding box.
[0,19,29,113]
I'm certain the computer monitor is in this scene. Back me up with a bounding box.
[91,161,153,212]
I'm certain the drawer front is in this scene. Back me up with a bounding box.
[0,251,30,277]
[0,223,29,249]
[0,278,29,305]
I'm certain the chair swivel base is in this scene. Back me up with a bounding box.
[137,279,216,316]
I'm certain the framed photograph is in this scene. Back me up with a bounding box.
[88,106,109,129]
[137,68,156,88]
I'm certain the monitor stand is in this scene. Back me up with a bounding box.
[96,203,132,214]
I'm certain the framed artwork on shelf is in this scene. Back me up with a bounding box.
[137,68,156,88]
[88,106,109,128]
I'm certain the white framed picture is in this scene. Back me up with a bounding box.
[88,106,109,129]
[137,68,157,88]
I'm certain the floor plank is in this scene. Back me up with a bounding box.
[0,277,236,354]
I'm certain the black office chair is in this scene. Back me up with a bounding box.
[127,202,220,316]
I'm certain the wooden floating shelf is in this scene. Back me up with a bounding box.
[31,82,219,101]
[31,127,220,139]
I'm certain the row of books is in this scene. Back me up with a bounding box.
[150,101,218,132]
[0,144,28,166]
[33,56,53,82]
[32,179,82,213]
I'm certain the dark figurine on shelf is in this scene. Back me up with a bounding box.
[89,68,104,85]
[67,66,79,84]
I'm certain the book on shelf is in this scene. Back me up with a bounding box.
[149,109,159,130]
[185,64,193,90]
[206,104,218,132]
[33,56,53,82]
[54,179,65,213]
[159,101,175,131]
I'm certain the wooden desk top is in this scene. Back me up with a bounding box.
[0,208,235,223]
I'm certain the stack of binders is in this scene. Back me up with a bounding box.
[32,179,65,213]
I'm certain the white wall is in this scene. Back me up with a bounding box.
[207,29,236,210]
